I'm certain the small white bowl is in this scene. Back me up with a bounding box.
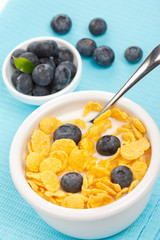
[9,91,160,239]
[2,37,82,105]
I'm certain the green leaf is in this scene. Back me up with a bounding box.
[13,56,35,73]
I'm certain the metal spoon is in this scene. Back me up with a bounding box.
[90,44,160,123]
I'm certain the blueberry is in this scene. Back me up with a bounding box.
[51,14,72,34]
[59,61,77,79]
[111,166,133,188]
[96,135,120,156]
[54,48,73,65]
[124,46,143,63]
[39,57,56,71]
[54,65,71,90]
[27,41,38,52]
[89,18,107,36]
[50,88,59,94]
[19,52,39,66]
[76,38,97,57]
[27,40,58,58]
[16,73,33,95]
[11,48,26,68]
[32,84,49,96]
[32,64,54,86]
[93,46,115,67]
[53,123,82,144]
[60,172,83,193]
[11,70,21,87]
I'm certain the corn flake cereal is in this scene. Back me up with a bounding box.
[31,130,51,157]
[130,160,147,180]
[40,157,62,173]
[51,139,77,155]
[87,193,112,208]
[27,180,39,192]
[25,101,151,209]
[83,102,103,117]
[68,148,89,172]
[72,119,87,129]
[93,110,111,124]
[79,138,95,154]
[39,117,62,135]
[61,194,87,209]
[132,118,146,133]
[41,170,60,192]
[26,152,44,172]
[132,125,143,139]
[50,150,68,171]
[121,137,150,160]
[111,109,130,122]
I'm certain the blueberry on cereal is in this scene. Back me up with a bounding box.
[60,172,83,193]
[53,123,82,144]
[96,135,120,156]
[111,166,133,188]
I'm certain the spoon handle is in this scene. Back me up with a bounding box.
[91,44,160,123]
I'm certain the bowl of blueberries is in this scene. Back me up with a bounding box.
[2,36,82,105]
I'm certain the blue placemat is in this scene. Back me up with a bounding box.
[0,0,160,239]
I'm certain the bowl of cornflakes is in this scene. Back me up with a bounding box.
[9,91,160,239]
[2,37,82,105]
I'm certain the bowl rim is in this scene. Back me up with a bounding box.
[9,90,160,221]
[2,36,82,105]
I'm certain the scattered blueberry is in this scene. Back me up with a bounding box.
[54,48,73,65]
[27,40,58,58]
[53,123,82,144]
[96,135,120,156]
[60,172,83,193]
[32,64,54,86]
[51,14,72,34]
[111,166,133,188]
[11,48,26,68]
[89,18,107,36]
[32,84,50,96]
[93,46,115,67]
[124,46,143,63]
[59,61,77,79]
[76,38,97,57]
[11,70,21,87]
[54,65,71,90]
[19,52,39,66]
[39,57,56,71]
[16,73,33,95]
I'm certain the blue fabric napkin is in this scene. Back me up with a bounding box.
[0,0,160,239]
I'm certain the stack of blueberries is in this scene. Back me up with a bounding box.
[11,40,77,96]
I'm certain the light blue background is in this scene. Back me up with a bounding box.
[0,0,160,239]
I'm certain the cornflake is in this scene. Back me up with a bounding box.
[83,102,103,117]
[25,101,151,209]
[31,130,51,157]
[39,117,62,135]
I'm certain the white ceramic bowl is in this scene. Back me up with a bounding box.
[2,37,82,105]
[10,91,160,239]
